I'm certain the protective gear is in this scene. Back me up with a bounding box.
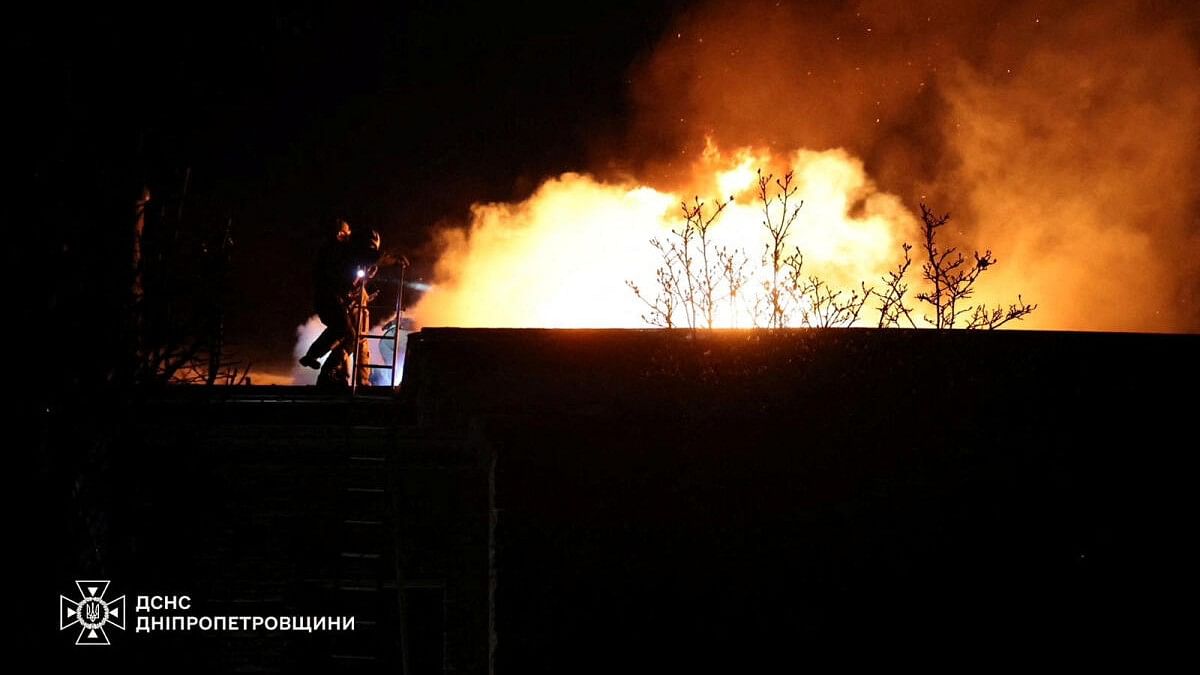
[303,223,386,389]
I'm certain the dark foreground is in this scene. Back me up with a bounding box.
[34,329,1198,672]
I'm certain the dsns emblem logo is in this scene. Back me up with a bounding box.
[60,580,126,645]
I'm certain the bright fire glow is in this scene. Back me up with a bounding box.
[412,144,918,328]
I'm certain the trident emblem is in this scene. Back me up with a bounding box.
[60,580,126,646]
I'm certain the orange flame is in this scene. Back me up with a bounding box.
[412,142,923,329]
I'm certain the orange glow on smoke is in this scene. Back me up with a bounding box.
[412,0,1200,333]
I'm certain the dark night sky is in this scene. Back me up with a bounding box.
[27,1,1200,386]
[30,2,685,379]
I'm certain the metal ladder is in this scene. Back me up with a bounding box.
[348,263,408,395]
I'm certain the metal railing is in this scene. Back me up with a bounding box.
[349,263,408,395]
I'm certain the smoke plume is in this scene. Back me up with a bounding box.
[622,0,1200,331]
[414,0,1200,332]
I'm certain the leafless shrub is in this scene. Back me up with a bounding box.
[914,203,1037,329]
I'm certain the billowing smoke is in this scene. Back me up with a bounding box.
[938,4,1200,331]
[413,0,1200,332]
[292,316,325,385]
[621,0,1200,331]
[290,314,408,385]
